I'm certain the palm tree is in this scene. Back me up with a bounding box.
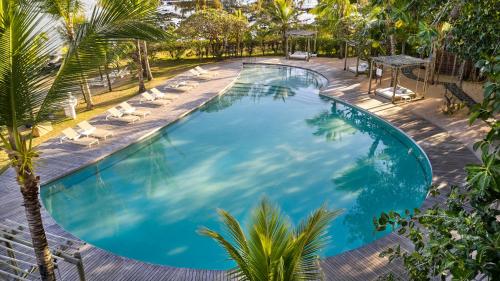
[311,0,356,58]
[41,0,95,110]
[0,1,166,280]
[267,0,297,54]
[200,199,342,280]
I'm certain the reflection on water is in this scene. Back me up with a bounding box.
[41,65,431,269]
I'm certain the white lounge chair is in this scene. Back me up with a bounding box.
[149,88,177,100]
[375,86,416,102]
[288,51,309,60]
[77,121,114,140]
[110,67,130,79]
[140,92,169,106]
[348,62,369,73]
[195,66,218,76]
[118,102,150,118]
[162,79,198,92]
[188,68,212,80]
[106,107,140,123]
[60,128,99,147]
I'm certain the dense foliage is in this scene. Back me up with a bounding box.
[178,9,247,58]
[374,56,499,280]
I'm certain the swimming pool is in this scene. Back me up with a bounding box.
[41,64,432,270]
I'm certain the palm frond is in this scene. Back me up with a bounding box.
[0,0,59,130]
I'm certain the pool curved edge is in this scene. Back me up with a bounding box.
[19,58,478,280]
[42,61,431,269]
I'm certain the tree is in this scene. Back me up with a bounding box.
[41,0,95,110]
[179,9,246,59]
[0,1,166,280]
[311,0,356,48]
[266,0,297,54]
[200,198,342,280]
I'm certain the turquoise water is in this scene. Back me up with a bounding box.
[41,65,432,270]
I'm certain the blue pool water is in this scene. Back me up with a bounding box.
[41,65,432,269]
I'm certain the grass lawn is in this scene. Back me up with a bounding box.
[0,56,217,175]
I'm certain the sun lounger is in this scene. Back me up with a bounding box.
[149,88,178,100]
[288,51,309,60]
[118,102,151,118]
[106,107,140,123]
[60,128,99,147]
[162,80,198,92]
[77,121,114,140]
[140,92,169,106]
[348,62,369,73]
[375,86,416,102]
[188,69,212,80]
[195,66,218,76]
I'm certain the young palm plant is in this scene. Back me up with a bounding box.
[0,1,167,280]
[200,199,342,281]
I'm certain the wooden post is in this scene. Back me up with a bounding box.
[368,59,374,95]
[355,50,360,76]
[74,252,87,281]
[458,59,466,88]
[423,62,430,98]
[392,67,399,103]
[314,32,317,54]
[285,35,289,59]
[307,37,310,61]
[344,41,348,70]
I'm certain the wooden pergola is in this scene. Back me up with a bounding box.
[368,55,431,103]
[285,30,317,60]
[343,39,370,76]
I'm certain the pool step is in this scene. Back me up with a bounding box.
[221,83,325,105]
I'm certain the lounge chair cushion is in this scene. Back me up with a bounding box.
[375,87,416,101]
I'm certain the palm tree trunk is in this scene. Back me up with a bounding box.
[104,64,112,92]
[141,41,153,81]
[135,39,146,93]
[7,129,56,281]
[20,173,56,281]
[75,51,94,110]
[81,79,93,110]
[389,34,397,86]
[389,34,396,56]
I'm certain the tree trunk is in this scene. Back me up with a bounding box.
[81,79,93,110]
[141,41,153,81]
[7,129,56,281]
[389,34,397,86]
[20,174,56,281]
[389,34,396,56]
[135,40,146,93]
[104,64,112,92]
[75,51,94,110]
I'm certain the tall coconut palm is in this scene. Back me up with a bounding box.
[200,199,342,280]
[0,1,166,280]
[41,0,95,110]
[267,0,297,54]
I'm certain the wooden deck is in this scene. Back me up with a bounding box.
[0,57,479,280]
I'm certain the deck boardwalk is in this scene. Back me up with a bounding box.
[0,58,479,280]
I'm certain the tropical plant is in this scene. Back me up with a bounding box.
[179,8,247,59]
[266,0,297,54]
[0,0,166,280]
[41,0,95,109]
[200,198,342,281]
[374,56,500,280]
[311,0,356,42]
